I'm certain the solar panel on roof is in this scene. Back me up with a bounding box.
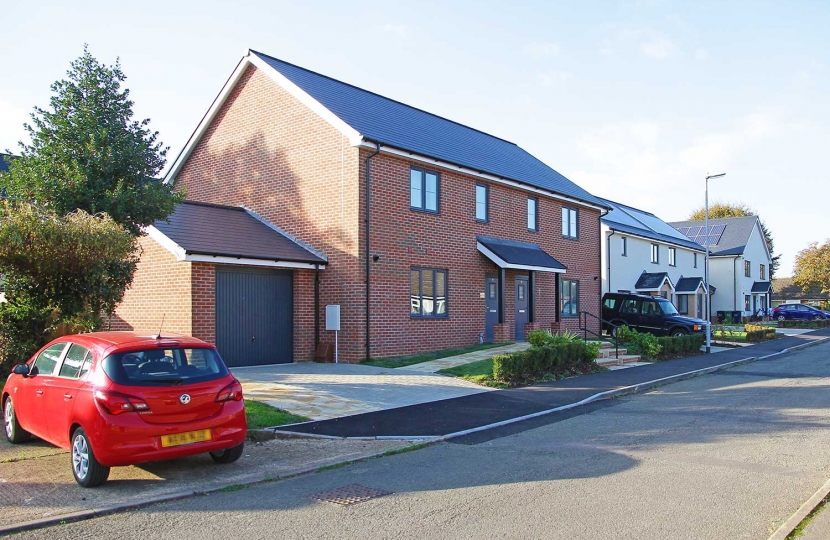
[688,226,702,236]
[676,227,691,235]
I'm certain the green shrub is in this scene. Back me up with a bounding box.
[527,329,552,348]
[633,332,662,360]
[615,325,636,344]
[527,329,582,348]
[778,319,830,329]
[491,341,600,384]
[655,334,704,357]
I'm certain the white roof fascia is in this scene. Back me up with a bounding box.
[164,57,251,185]
[145,225,187,261]
[605,227,706,253]
[182,254,321,270]
[361,141,606,213]
[477,242,566,274]
[247,53,363,146]
[164,52,364,186]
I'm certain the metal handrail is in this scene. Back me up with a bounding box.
[578,311,619,359]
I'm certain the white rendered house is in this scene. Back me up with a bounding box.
[670,216,773,319]
[600,199,708,318]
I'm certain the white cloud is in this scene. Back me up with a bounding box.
[382,24,409,39]
[640,35,673,58]
[0,100,30,152]
[537,70,572,87]
[523,42,560,58]
[694,48,709,60]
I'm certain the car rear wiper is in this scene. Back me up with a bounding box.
[141,378,183,385]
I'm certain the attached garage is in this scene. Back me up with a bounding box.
[110,200,327,366]
[215,267,293,367]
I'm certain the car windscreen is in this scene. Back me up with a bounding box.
[657,299,679,315]
[101,347,229,386]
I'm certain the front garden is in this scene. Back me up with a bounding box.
[711,324,778,343]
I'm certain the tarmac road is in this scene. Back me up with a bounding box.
[9,342,830,540]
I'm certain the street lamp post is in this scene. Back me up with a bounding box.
[704,172,725,354]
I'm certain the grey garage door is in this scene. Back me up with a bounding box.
[215,267,293,367]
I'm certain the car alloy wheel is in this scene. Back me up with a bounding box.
[777,315,786,322]
[4,399,13,440]
[71,428,110,487]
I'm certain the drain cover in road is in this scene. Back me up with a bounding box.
[309,484,393,506]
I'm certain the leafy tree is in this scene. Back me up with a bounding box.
[793,241,830,294]
[0,202,137,372]
[0,46,179,373]
[2,45,182,235]
[687,203,780,279]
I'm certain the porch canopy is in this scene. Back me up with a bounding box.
[476,236,566,273]
[751,281,772,294]
[635,271,674,293]
[675,277,715,294]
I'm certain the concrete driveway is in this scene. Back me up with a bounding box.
[231,362,492,421]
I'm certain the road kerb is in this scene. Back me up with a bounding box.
[768,477,830,540]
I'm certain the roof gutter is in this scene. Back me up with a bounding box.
[365,142,381,362]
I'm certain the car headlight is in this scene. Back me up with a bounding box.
[693,324,701,331]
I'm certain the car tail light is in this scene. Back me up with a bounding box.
[215,379,243,402]
[94,390,151,415]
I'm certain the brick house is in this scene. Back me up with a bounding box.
[111,50,609,366]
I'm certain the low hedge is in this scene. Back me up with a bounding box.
[655,334,705,356]
[492,341,600,384]
[744,324,777,343]
[778,319,830,329]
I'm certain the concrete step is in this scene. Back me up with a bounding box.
[596,354,642,367]
[597,347,628,358]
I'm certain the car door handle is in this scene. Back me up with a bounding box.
[36,389,44,396]
[64,393,73,400]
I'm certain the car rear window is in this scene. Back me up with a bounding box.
[101,347,229,386]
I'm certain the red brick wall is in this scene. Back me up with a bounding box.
[191,263,215,344]
[361,150,602,356]
[171,62,601,362]
[108,236,193,335]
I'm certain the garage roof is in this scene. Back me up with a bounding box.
[149,201,327,267]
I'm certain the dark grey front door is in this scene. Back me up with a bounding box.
[697,293,703,319]
[515,276,529,341]
[216,267,293,367]
[485,276,499,343]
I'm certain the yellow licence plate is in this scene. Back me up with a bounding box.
[161,429,212,448]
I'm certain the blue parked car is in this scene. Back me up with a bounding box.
[773,304,830,321]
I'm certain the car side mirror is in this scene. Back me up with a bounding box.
[12,364,29,376]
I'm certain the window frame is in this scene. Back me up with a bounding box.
[562,207,578,239]
[561,279,579,317]
[409,166,440,214]
[668,247,677,267]
[475,183,489,223]
[676,295,689,314]
[527,197,538,232]
[744,260,751,277]
[744,295,751,311]
[32,342,69,376]
[621,237,627,256]
[57,343,90,379]
[410,267,449,319]
[650,243,659,264]
[694,252,697,268]
[760,264,766,281]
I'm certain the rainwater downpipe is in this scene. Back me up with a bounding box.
[607,230,615,294]
[733,255,740,310]
[365,142,381,361]
[314,265,320,347]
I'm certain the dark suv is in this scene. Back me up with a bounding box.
[602,292,706,338]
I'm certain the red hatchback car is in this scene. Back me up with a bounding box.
[3,332,247,487]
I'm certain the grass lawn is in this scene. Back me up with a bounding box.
[244,400,309,429]
[713,331,748,341]
[360,342,513,369]
[438,358,507,388]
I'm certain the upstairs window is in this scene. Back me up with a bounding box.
[527,198,538,232]
[475,184,488,222]
[621,237,627,256]
[651,244,659,264]
[760,264,766,280]
[562,207,578,239]
[410,167,439,213]
[694,252,698,268]
[744,260,751,277]
[669,247,676,266]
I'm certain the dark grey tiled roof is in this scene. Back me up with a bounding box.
[477,236,566,271]
[154,201,326,265]
[251,51,607,209]
[675,277,704,293]
[635,272,671,290]
[751,281,772,293]
[599,198,704,252]
[668,216,758,256]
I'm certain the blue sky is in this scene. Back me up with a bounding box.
[1,0,827,276]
